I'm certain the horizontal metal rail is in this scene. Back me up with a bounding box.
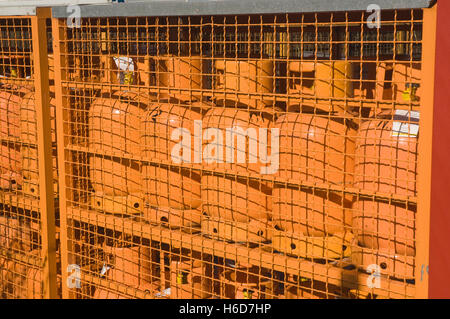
[51,0,434,18]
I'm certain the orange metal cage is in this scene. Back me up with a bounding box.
[0,1,442,299]
[0,10,59,299]
[53,9,425,299]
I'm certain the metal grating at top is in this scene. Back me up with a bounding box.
[51,0,435,18]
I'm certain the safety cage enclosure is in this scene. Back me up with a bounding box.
[0,0,443,299]
[0,9,59,299]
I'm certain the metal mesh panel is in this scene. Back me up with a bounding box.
[53,9,423,299]
[0,16,60,299]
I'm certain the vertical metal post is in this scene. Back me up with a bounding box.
[416,3,437,299]
[31,7,57,299]
[52,16,73,299]
[428,0,450,299]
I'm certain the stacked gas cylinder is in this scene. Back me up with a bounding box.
[0,65,33,299]
[86,47,420,298]
[0,55,58,298]
[0,84,30,190]
[142,55,213,298]
[273,59,420,282]
[201,58,278,298]
[272,61,356,264]
[0,215,40,298]
[88,54,213,298]
[352,62,420,280]
[0,55,57,194]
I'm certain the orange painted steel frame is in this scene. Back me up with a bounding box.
[0,8,58,299]
[31,8,58,299]
[428,0,450,299]
[415,4,436,299]
[51,16,70,299]
[46,5,436,299]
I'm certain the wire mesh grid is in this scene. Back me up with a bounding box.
[0,16,60,299]
[52,9,423,299]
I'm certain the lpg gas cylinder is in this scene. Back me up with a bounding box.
[375,62,422,103]
[142,103,204,209]
[283,275,340,299]
[168,252,212,299]
[0,215,38,254]
[272,113,355,259]
[0,84,32,189]
[213,59,274,109]
[287,61,354,113]
[0,144,22,189]
[352,110,418,278]
[0,253,28,298]
[0,84,32,139]
[315,61,354,100]
[92,244,153,299]
[273,113,355,236]
[19,91,58,195]
[23,249,55,299]
[154,56,203,102]
[141,56,208,227]
[89,56,155,215]
[201,107,273,242]
[89,90,149,195]
[220,261,272,299]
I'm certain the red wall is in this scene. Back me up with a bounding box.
[429,0,450,298]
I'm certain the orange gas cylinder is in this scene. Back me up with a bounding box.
[315,61,354,100]
[0,84,31,139]
[26,267,42,299]
[93,245,153,299]
[20,92,58,184]
[141,56,208,227]
[0,85,32,189]
[0,232,39,299]
[0,144,22,189]
[25,245,62,299]
[89,55,155,214]
[142,102,204,211]
[353,110,418,277]
[273,113,355,238]
[220,262,272,299]
[287,61,354,113]
[169,253,212,299]
[89,90,154,210]
[154,56,203,102]
[24,254,47,299]
[0,216,37,254]
[282,275,339,299]
[213,59,274,109]
[201,108,273,236]
[0,256,28,299]
[20,92,57,144]
[351,63,377,101]
[89,90,147,195]
[376,62,422,103]
[287,61,315,98]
